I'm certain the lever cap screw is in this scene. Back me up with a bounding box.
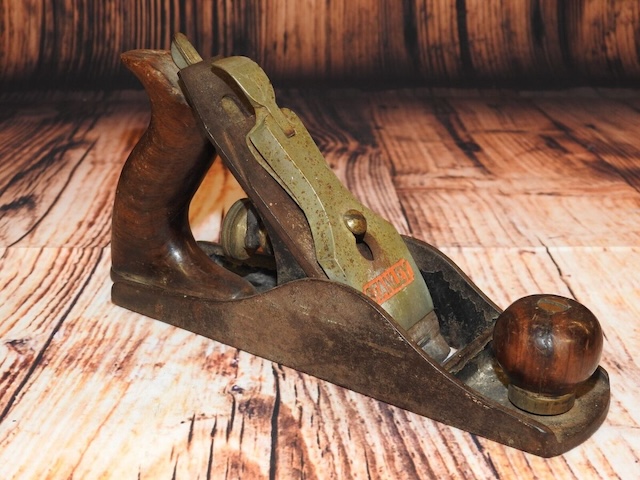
[343,210,367,237]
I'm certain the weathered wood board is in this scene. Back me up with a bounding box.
[0,89,638,478]
[2,1,640,89]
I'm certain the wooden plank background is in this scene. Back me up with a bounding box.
[0,86,638,478]
[2,0,640,89]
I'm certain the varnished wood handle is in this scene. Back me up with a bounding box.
[112,49,255,299]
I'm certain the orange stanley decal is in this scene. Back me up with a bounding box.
[363,258,415,305]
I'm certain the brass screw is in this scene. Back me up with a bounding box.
[221,199,252,261]
[343,210,367,237]
[221,198,272,261]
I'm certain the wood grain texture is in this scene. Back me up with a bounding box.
[0,88,639,478]
[2,1,640,89]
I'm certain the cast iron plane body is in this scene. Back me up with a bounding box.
[111,37,610,457]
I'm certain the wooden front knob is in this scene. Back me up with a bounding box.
[493,295,603,415]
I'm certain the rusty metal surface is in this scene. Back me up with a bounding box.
[112,236,610,457]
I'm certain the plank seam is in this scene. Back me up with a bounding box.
[269,364,282,480]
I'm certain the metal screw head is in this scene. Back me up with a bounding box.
[343,209,367,237]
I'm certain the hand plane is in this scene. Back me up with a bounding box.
[112,34,610,457]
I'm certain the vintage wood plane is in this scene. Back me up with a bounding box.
[111,34,609,457]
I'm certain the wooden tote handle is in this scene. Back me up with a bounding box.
[111,50,255,299]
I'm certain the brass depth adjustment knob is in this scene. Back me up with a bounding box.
[493,294,603,415]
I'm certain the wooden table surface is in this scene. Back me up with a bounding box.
[0,88,638,479]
